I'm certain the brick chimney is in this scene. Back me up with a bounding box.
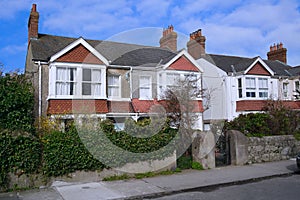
[267,42,287,64]
[159,25,177,52]
[187,29,206,60]
[28,4,39,44]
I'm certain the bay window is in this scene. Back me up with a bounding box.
[54,65,104,97]
[239,76,269,99]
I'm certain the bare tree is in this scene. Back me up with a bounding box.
[161,73,211,156]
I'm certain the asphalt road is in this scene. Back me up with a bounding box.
[147,174,300,200]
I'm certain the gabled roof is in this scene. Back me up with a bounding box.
[202,54,293,76]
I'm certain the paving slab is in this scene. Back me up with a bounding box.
[54,182,125,200]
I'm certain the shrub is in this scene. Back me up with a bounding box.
[0,131,41,189]
[42,125,104,177]
[224,113,271,137]
[0,73,34,132]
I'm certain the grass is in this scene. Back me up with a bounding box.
[102,169,182,181]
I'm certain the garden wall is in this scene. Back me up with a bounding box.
[247,135,300,163]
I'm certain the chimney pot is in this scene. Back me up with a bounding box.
[267,42,287,64]
[32,4,37,12]
[159,25,177,52]
[187,28,206,59]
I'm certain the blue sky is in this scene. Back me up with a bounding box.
[1,0,300,72]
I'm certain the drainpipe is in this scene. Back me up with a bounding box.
[129,67,133,99]
[38,61,42,125]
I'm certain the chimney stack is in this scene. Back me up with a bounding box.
[187,29,206,60]
[159,25,177,52]
[267,42,287,64]
[28,4,39,44]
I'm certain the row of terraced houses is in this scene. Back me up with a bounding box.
[25,4,300,131]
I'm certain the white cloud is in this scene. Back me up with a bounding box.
[0,0,31,19]
[0,44,27,54]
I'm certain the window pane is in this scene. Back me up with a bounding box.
[92,70,101,82]
[83,69,91,81]
[108,75,120,97]
[93,83,101,96]
[82,83,91,95]
[56,67,76,95]
[258,78,268,89]
[246,78,255,89]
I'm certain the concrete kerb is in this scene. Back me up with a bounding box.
[121,160,298,200]
[0,160,298,200]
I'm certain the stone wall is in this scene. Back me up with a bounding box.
[247,135,300,163]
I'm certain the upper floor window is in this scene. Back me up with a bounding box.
[139,76,152,99]
[108,75,120,98]
[295,81,300,91]
[82,69,102,96]
[245,77,256,97]
[238,78,242,98]
[55,66,103,97]
[239,77,269,99]
[283,83,289,98]
[166,73,180,89]
[258,78,268,98]
[56,67,76,95]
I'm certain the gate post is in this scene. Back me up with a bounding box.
[192,131,215,169]
[227,130,249,165]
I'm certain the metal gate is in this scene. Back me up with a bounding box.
[215,132,231,167]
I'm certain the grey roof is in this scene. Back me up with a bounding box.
[111,48,176,66]
[30,34,176,66]
[287,66,300,76]
[202,54,293,76]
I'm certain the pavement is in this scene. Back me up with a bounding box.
[0,159,298,200]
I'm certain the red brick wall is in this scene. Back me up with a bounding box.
[56,44,104,64]
[132,99,204,113]
[108,101,133,113]
[167,56,200,72]
[236,100,300,111]
[247,62,271,75]
[48,99,108,114]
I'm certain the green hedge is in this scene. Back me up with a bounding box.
[0,131,41,190]
[0,74,35,132]
[42,125,104,177]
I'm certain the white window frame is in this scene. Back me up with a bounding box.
[238,76,270,100]
[48,63,106,99]
[139,75,152,100]
[82,68,102,96]
[55,67,77,96]
[283,82,289,99]
[258,78,268,98]
[108,74,121,99]
[245,77,256,98]
[158,71,202,100]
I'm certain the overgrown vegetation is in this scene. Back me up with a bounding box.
[0,72,35,132]
[0,130,41,190]
[224,100,300,137]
